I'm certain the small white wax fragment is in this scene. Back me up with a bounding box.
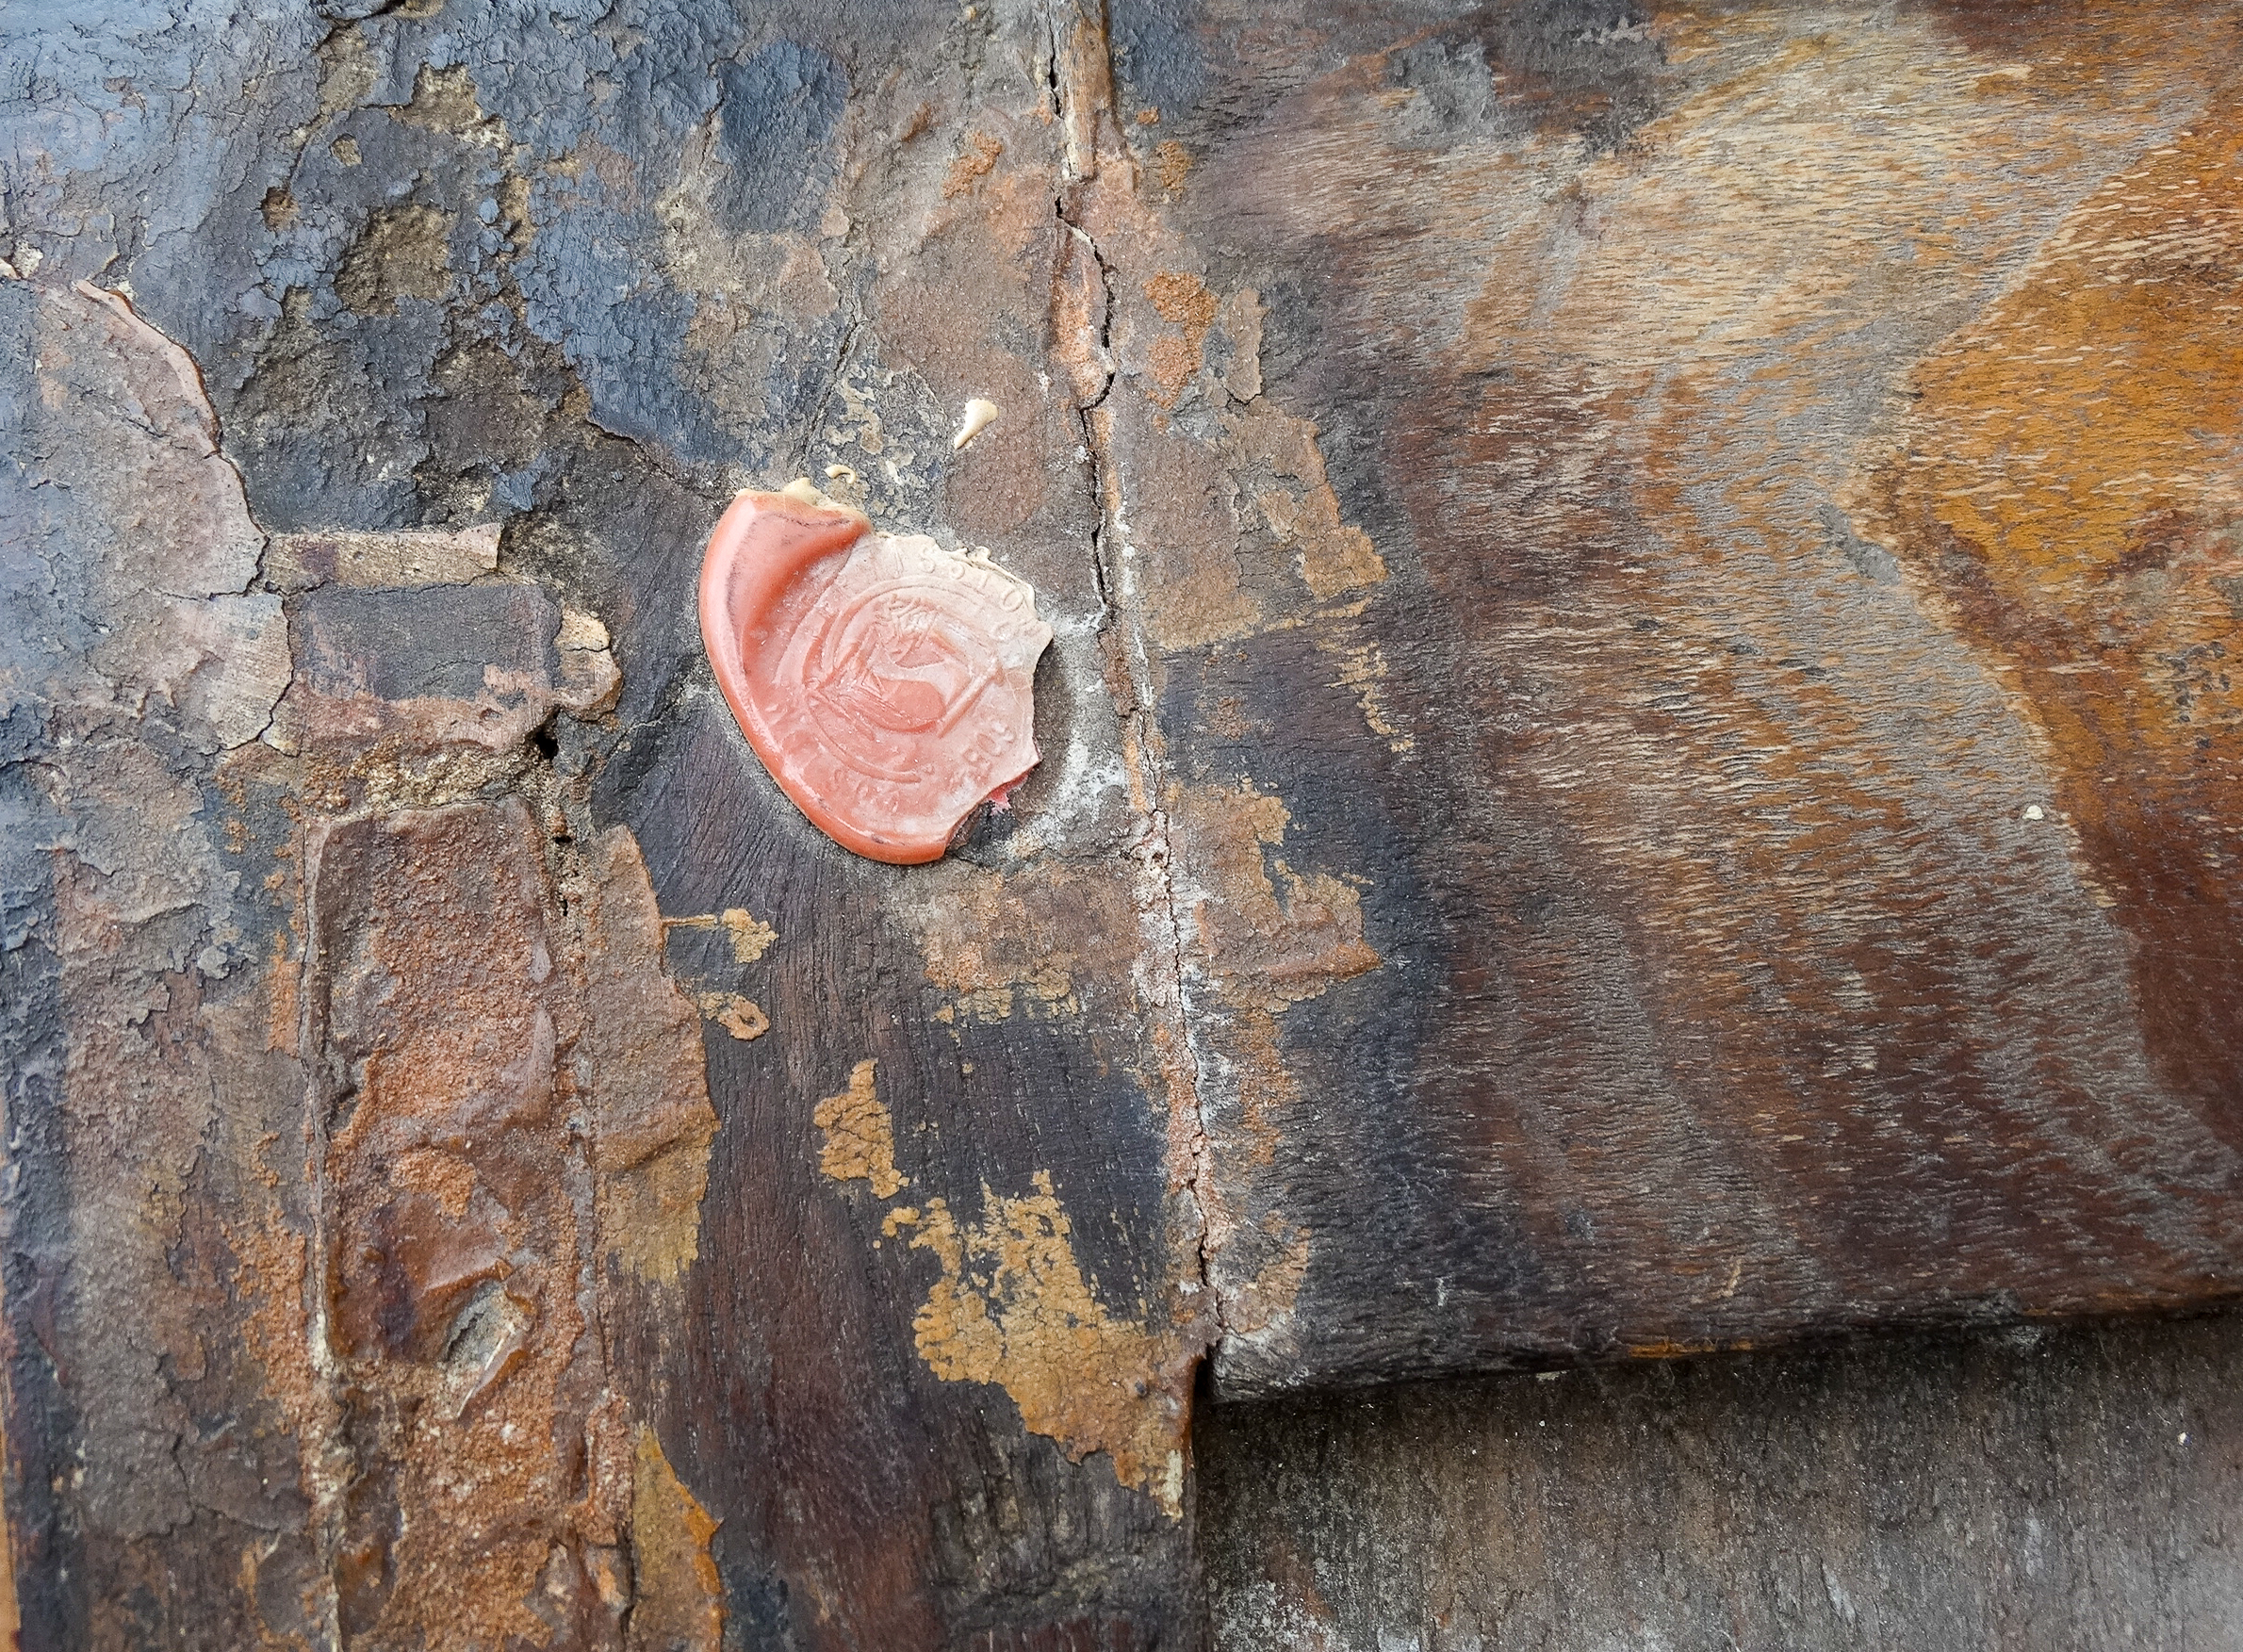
[772,476,869,526]
[952,398,1001,451]
[2023,804,2046,821]
[825,464,860,484]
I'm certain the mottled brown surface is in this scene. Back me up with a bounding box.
[2,277,724,1644]
[7,0,2243,1645]
[1104,0,2243,1395]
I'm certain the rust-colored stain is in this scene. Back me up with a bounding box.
[221,1200,332,1486]
[663,906,778,963]
[813,1059,909,1198]
[1121,414,1266,648]
[1069,201,1393,664]
[270,567,709,1631]
[309,802,609,1644]
[298,802,721,1638]
[582,829,723,1287]
[963,60,1396,1408]
[1152,139,1193,193]
[696,991,771,1041]
[1145,270,1219,403]
[941,128,1004,199]
[1154,0,2243,1390]
[628,1426,726,1652]
[1867,107,2243,1130]
[1169,781,1383,1363]
[885,1174,1188,1515]
[37,4,2243,1639]
[1626,1339,1722,1360]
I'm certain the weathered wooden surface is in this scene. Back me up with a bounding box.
[1127,0,2243,1396]
[4,4,1206,1645]
[1201,1309,2243,1650]
[3,0,2242,1645]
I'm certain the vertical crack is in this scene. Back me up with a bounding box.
[792,308,865,483]
[1059,218,1117,630]
[1043,0,1227,1342]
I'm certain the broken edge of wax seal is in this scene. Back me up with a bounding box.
[698,483,1054,864]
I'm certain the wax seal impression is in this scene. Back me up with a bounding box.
[698,482,1054,864]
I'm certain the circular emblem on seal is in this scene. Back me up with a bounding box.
[698,486,1053,863]
[799,579,1010,779]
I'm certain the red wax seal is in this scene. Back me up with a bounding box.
[698,487,1054,864]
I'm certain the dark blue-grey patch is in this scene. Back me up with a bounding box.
[295,582,562,703]
[1472,0,1667,152]
[713,41,846,236]
[1111,0,1207,120]
[1821,502,1901,583]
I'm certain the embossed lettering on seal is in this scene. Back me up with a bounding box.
[698,485,1054,863]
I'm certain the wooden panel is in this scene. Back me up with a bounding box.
[1089,0,2243,1394]
[1201,1312,2243,1649]
[4,0,2241,1644]
[1,6,1208,1644]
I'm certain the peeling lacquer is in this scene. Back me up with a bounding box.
[662,907,778,963]
[695,992,771,1041]
[812,1058,908,1199]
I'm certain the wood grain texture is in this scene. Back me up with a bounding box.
[1200,1311,2243,1650]
[4,0,2243,1644]
[1083,0,2243,1395]
[3,4,1208,1645]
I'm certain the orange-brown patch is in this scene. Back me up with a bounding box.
[1866,110,2243,1120]
[629,1426,726,1650]
[813,1059,908,1199]
[941,129,1004,198]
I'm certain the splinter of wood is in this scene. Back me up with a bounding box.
[698,484,1053,864]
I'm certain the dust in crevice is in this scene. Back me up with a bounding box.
[1036,0,1220,1317]
[1043,0,1224,1348]
[791,309,869,490]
